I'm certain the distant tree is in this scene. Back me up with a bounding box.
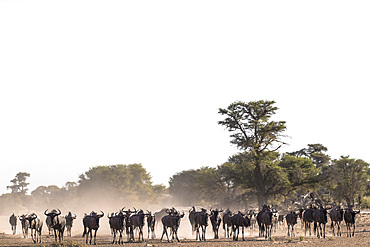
[169,169,199,205]
[288,144,330,168]
[78,164,161,205]
[7,172,30,195]
[279,154,320,193]
[218,100,287,207]
[323,156,369,206]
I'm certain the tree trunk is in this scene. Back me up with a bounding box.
[257,192,267,210]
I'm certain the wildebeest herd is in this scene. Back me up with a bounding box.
[8,201,362,245]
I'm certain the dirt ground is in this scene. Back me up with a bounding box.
[0,213,369,246]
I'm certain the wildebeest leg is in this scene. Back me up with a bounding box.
[242,226,245,241]
[269,225,272,239]
[94,229,98,245]
[338,222,341,236]
[89,229,92,245]
[160,226,169,242]
[287,225,290,237]
[140,226,144,242]
[173,227,180,242]
[352,223,355,237]
[111,229,115,244]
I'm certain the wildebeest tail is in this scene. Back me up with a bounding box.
[82,227,86,237]
[330,221,334,229]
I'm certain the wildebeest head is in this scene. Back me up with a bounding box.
[25,213,38,227]
[44,209,62,227]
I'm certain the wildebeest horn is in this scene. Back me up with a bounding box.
[44,209,49,216]
[56,208,61,215]
[99,210,104,217]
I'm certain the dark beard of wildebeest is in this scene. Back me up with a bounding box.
[146,211,156,239]
[65,211,77,237]
[194,208,209,241]
[160,208,184,242]
[188,206,196,235]
[313,206,329,239]
[82,211,104,245]
[209,208,222,239]
[128,209,150,242]
[26,213,43,243]
[44,209,66,243]
[344,206,360,237]
[261,210,274,239]
[108,209,126,244]
[19,214,29,238]
[45,215,53,236]
[285,211,298,237]
[329,206,344,236]
[303,206,316,236]
[9,213,17,235]
[222,209,232,238]
[231,211,250,241]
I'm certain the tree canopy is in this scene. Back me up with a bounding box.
[218,100,287,207]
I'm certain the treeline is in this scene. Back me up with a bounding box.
[1,100,369,215]
[169,146,370,208]
[0,164,167,215]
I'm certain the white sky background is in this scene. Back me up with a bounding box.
[0,0,369,195]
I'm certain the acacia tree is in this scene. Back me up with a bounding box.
[218,100,287,207]
[7,172,30,195]
[324,156,369,206]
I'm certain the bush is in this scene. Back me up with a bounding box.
[362,196,370,209]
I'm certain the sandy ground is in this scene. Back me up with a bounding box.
[0,213,369,246]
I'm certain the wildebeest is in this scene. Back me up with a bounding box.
[286,211,298,237]
[330,206,344,236]
[129,209,148,242]
[108,210,125,244]
[82,211,104,245]
[154,208,169,232]
[277,214,285,229]
[248,210,257,235]
[261,210,274,239]
[230,211,250,241]
[26,213,43,243]
[194,208,208,241]
[122,208,136,242]
[160,208,184,242]
[303,205,316,236]
[19,214,29,238]
[65,211,77,237]
[44,209,66,242]
[344,206,360,237]
[209,208,222,239]
[222,209,232,238]
[257,204,271,237]
[9,213,17,235]
[188,206,196,234]
[298,208,304,228]
[147,211,156,239]
[313,206,328,238]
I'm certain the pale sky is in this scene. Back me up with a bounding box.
[0,1,369,195]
